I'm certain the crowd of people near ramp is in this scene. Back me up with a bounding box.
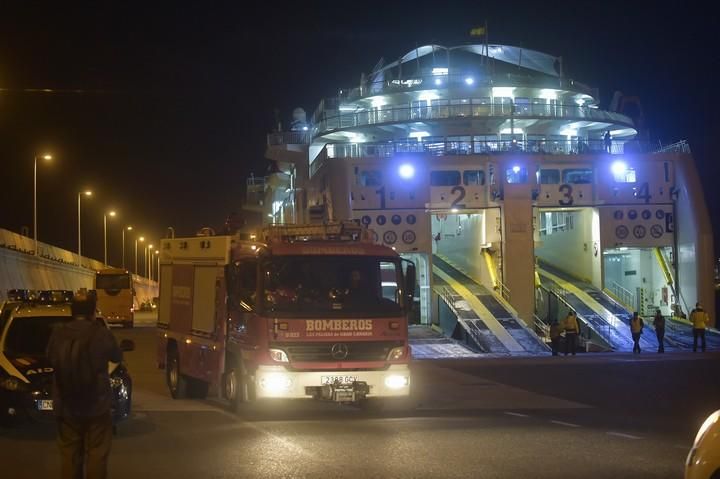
[548,302,711,356]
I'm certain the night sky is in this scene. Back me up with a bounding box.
[1,1,717,265]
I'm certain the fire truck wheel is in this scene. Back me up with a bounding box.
[226,368,242,413]
[226,362,256,414]
[166,348,188,399]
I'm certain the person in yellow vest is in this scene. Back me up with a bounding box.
[564,311,579,356]
[630,312,644,354]
[549,320,562,356]
[690,302,709,352]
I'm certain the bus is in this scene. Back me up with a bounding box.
[95,268,135,328]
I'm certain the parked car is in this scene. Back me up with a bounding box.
[0,290,134,426]
[685,409,720,479]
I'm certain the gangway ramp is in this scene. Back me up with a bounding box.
[433,274,510,354]
[433,255,547,354]
[537,262,661,352]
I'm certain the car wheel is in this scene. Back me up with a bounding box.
[166,348,187,399]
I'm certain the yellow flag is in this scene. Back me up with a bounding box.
[470,27,486,36]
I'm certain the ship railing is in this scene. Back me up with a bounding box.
[321,138,655,159]
[608,281,636,310]
[314,103,633,136]
[267,131,311,146]
[329,73,598,105]
[654,140,691,154]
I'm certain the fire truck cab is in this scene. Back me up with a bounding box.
[157,222,415,410]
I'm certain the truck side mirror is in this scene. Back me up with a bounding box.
[404,262,416,311]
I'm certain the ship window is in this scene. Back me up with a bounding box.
[447,136,472,155]
[472,97,491,116]
[613,168,637,183]
[430,170,461,186]
[539,169,560,184]
[474,135,499,153]
[463,170,486,186]
[563,168,594,184]
[358,170,383,187]
[514,97,531,115]
[506,167,528,184]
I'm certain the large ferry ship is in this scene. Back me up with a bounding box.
[248,43,716,354]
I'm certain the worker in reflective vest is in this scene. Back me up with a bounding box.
[630,312,644,354]
[690,302,709,352]
[563,311,579,356]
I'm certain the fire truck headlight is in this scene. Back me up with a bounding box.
[259,373,292,393]
[386,347,405,361]
[269,348,289,362]
[384,375,409,390]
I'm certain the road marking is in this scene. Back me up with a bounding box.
[550,420,580,428]
[504,412,529,418]
[607,431,642,440]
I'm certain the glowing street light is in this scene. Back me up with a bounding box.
[77,190,92,267]
[122,226,133,269]
[103,210,117,265]
[135,236,144,275]
[33,154,52,256]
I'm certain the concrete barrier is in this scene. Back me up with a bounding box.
[0,228,157,302]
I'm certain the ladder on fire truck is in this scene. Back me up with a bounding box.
[260,221,372,243]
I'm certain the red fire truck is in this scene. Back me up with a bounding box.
[157,222,415,410]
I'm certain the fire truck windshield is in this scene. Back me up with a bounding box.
[261,255,403,318]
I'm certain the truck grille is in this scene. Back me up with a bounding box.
[273,341,404,362]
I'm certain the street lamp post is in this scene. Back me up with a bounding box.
[135,236,144,275]
[33,154,52,256]
[145,244,154,279]
[77,190,92,267]
[103,210,116,266]
[122,226,133,269]
[155,249,160,283]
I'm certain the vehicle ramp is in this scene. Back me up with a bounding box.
[537,262,662,352]
[433,255,547,354]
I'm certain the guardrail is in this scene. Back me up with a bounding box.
[609,281,635,310]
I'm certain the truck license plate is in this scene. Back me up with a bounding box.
[321,376,357,385]
[36,400,53,411]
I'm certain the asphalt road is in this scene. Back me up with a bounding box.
[2,325,718,479]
